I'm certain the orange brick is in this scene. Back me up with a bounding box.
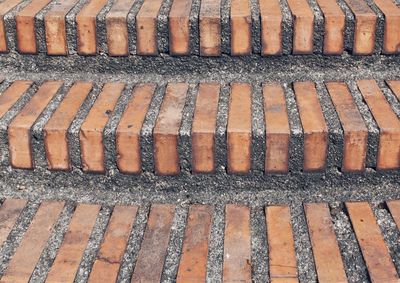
[169,0,192,55]
[80,83,125,173]
[266,206,298,282]
[304,203,347,283]
[153,83,188,175]
[230,0,251,55]
[346,202,399,283]
[76,0,108,55]
[0,80,32,119]
[89,205,138,283]
[199,0,221,56]
[316,0,345,54]
[387,80,400,100]
[116,83,155,173]
[44,82,93,171]
[293,82,328,171]
[16,0,53,54]
[326,82,368,172]
[0,0,24,53]
[191,83,220,173]
[259,0,282,55]
[0,199,27,247]
[357,80,400,170]
[44,0,80,55]
[177,205,213,282]
[223,204,251,282]
[286,0,314,54]
[106,0,136,56]
[372,0,400,54]
[1,201,65,283]
[46,204,100,283]
[131,204,175,283]
[8,81,63,169]
[263,83,290,173]
[343,0,377,55]
[136,0,164,55]
[227,83,252,174]
[387,200,400,229]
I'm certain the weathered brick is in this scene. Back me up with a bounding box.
[230,0,252,55]
[169,0,192,55]
[199,0,221,56]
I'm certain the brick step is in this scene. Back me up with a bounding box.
[0,78,399,176]
[0,198,399,282]
[0,0,399,57]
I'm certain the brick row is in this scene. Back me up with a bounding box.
[0,79,399,175]
[1,199,399,282]
[0,0,398,56]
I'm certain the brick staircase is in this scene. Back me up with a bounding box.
[0,0,399,282]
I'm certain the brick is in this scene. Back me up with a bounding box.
[230,0,251,55]
[372,0,400,54]
[286,0,314,54]
[177,205,213,282]
[223,204,251,283]
[346,202,399,283]
[326,82,368,172]
[106,0,136,56]
[304,203,347,283]
[116,83,155,173]
[386,200,400,230]
[8,81,63,169]
[191,83,220,173]
[263,83,290,173]
[0,80,32,119]
[199,0,221,56]
[357,80,400,170]
[80,83,125,173]
[46,204,100,283]
[76,0,108,55]
[153,83,188,175]
[44,0,80,55]
[266,206,298,282]
[89,205,138,283]
[0,199,27,246]
[1,201,64,283]
[387,80,400,100]
[15,0,53,54]
[293,82,328,171]
[136,0,164,55]
[0,0,24,53]
[316,0,346,55]
[259,0,282,55]
[227,83,252,174]
[131,204,175,283]
[44,82,93,171]
[343,0,377,55]
[169,0,192,55]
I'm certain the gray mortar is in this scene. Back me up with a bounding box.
[373,203,400,275]
[221,0,231,55]
[215,83,229,174]
[189,0,200,55]
[206,204,224,283]
[308,0,324,54]
[347,80,380,169]
[330,202,370,283]
[279,0,294,55]
[250,206,269,283]
[364,0,385,55]
[0,200,40,276]
[117,203,150,282]
[96,0,117,56]
[75,206,112,283]
[316,81,344,170]
[30,202,75,283]
[104,82,134,174]
[33,0,56,54]
[31,81,70,168]
[158,0,173,54]
[0,80,39,167]
[252,82,265,173]
[161,204,188,281]
[250,0,261,54]
[337,0,356,54]
[66,0,89,55]
[380,80,400,118]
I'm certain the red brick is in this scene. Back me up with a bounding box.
[259,0,282,55]
[0,80,32,119]
[0,199,27,247]
[230,0,251,55]
[169,0,192,55]
[0,0,24,53]
[199,0,221,56]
